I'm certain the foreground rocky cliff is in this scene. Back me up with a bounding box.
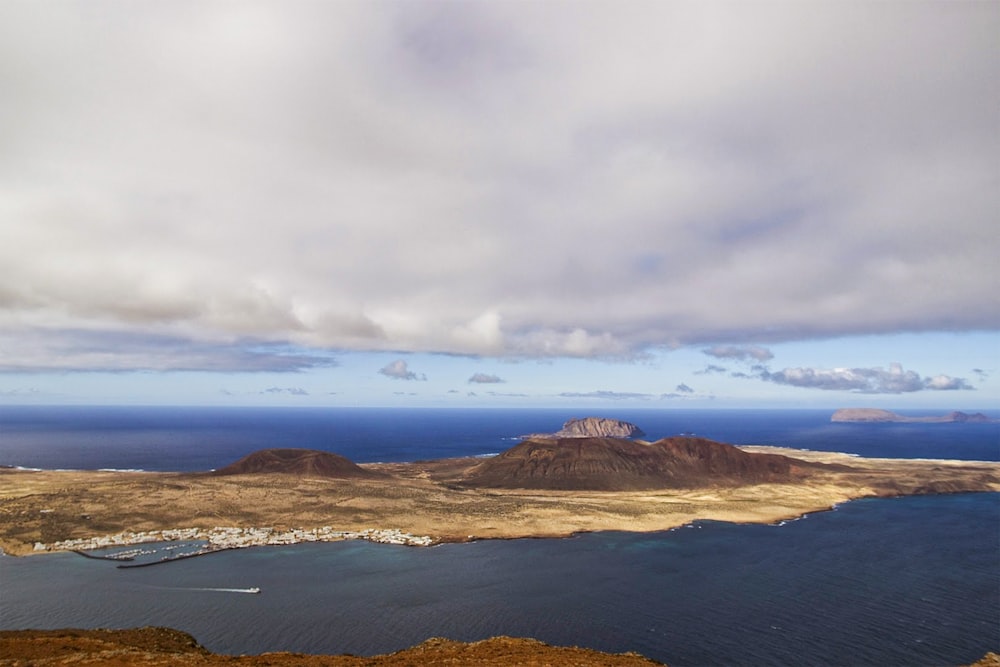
[0,627,663,666]
[2,628,994,666]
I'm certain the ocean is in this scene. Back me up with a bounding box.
[1,406,998,666]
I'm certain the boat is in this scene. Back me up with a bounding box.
[246,587,261,594]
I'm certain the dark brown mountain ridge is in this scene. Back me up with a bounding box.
[462,436,832,491]
[212,448,386,479]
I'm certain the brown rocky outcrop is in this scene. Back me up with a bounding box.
[0,627,664,666]
[552,417,646,438]
[212,448,387,479]
[462,436,819,491]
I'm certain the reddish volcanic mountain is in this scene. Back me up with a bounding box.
[213,448,386,479]
[462,436,822,491]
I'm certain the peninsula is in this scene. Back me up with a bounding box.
[3,434,998,558]
[831,408,996,423]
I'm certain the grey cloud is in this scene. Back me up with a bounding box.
[695,365,728,375]
[559,390,654,400]
[0,328,335,373]
[704,345,774,362]
[379,359,426,381]
[675,383,695,393]
[0,2,996,370]
[468,373,504,384]
[759,362,974,393]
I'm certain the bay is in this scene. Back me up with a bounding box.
[2,493,997,666]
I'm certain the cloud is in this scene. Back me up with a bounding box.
[972,368,990,382]
[0,2,997,370]
[0,328,335,373]
[378,359,426,381]
[559,390,654,400]
[659,383,698,399]
[704,345,774,362]
[695,365,728,375]
[468,372,504,384]
[758,362,974,393]
[923,375,974,391]
[261,387,309,396]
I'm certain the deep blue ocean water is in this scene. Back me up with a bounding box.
[1,406,997,471]
[1,407,998,665]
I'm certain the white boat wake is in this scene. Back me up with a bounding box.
[138,584,260,594]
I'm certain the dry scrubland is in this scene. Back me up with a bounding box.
[2,446,998,557]
[0,628,663,666]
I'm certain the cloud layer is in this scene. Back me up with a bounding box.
[1,2,997,371]
[757,362,972,394]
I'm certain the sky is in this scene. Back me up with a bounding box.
[0,1,997,410]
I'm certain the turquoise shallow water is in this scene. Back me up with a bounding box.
[2,493,998,666]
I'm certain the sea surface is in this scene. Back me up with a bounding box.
[1,407,998,666]
[1,406,998,471]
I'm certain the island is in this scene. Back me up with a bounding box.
[3,431,999,558]
[831,408,996,423]
[549,416,646,438]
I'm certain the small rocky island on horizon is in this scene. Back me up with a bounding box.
[831,408,995,423]
[527,416,646,439]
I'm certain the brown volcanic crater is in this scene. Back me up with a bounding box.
[462,436,825,491]
[213,448,387,479]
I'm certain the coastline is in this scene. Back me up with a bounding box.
[2,446,999,558]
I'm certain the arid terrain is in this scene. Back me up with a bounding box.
[2,439,998,557]
[0,627,664,666]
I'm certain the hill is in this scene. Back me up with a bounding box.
[213,448,387,479]
[462,436,819,491]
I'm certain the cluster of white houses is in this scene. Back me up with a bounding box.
[34,525,434,553]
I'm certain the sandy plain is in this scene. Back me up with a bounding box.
[2,446,998,557]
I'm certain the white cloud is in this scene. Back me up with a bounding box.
[262,387,309,396]
[758,362,973,394]
[0,2,996,371]
[559,390,654,401]
[378,359,425,381]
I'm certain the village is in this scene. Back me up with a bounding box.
[33,525,435,555]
